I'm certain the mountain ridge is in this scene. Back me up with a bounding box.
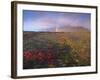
[42,26,90,32]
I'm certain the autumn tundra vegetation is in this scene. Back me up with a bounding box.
[23,31,90,69]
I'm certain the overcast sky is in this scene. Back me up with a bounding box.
[23,10,91,31]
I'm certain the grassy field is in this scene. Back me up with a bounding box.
[23,31,90,69]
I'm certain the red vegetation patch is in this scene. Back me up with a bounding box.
[24,49,56,64]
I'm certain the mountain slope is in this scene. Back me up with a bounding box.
[43,26,89,32]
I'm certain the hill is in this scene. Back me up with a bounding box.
[41,26,89,32]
